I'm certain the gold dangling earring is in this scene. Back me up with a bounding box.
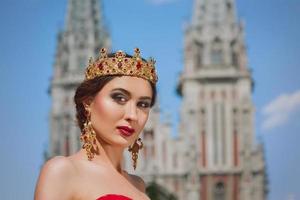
[128,138,143,170]
[80,107,96,161]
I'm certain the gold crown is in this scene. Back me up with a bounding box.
[85,48,158,84]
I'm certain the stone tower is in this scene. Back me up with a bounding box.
[128,0,267,199]
[176,0,267,199]
[49,0,110,158]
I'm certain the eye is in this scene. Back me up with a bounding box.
[111,93,127,104]
[137,101,151,109]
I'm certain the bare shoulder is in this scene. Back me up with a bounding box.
[46,156,76,170]
[40,156,77,180]
[34,156,77,200]
[127,173,146,193]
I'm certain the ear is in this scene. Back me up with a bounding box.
[83,97,93,111]
[83,103,90,112]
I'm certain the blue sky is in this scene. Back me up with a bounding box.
[0,0,299,199]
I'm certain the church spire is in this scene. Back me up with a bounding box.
[191,0,237,29]
[54,0,110,80]
[65,0,109,42]
[49,0,110,158]
[181,0,249,82]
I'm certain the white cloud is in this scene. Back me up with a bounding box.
[262,90,300,130]
[147,0,177,5]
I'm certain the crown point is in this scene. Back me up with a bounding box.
[100,48,107,59]
[134,48,141,58]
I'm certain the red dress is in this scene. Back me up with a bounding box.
[96,194,133,200]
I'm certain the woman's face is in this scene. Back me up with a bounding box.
[89,76,153,147]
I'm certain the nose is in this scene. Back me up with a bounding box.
[124,102,138,122]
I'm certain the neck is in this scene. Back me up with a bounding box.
[91,138,126,173]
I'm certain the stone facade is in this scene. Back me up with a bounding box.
[49,0,110,157]
[125,0,267,199]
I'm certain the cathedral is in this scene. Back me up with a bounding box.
[49,0,267,199]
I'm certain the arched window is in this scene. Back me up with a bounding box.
[194,41,204,69]
[62,62,69,75]
[230,40,239,67]
[226,1,232,11]
[214,182,226,200]
[211,38,223,65]
[143,129,155,165]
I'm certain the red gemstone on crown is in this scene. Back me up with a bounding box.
[118,62,122,68]
[98,62,104,69]
[136,61,142,70]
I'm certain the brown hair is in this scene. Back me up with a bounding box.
[74,75,157,132]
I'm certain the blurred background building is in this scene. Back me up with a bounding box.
[49,0,110,157]
[49,0,267,199]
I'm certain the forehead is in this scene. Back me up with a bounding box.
[100,76,153,97]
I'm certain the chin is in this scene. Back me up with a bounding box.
[112,136,132,148]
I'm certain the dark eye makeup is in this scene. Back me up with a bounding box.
[110,88,152,108]
[137,101,151,109]
[110,92,127,104]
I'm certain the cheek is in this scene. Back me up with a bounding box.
[92,97,123,124]
[137,111,150,129]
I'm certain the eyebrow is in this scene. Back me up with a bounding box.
[111,88,152,101]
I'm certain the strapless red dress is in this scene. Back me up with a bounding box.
[96,194,133,200]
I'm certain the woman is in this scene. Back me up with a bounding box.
[35,48,158,200]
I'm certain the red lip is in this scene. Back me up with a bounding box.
[117,126,135,137]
